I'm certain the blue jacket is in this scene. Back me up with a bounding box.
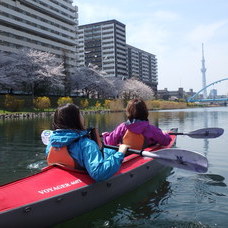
[45,129,124,181]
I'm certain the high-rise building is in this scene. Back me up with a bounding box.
[78,20,128,78]
[209,89,217,99]
[0,0,78,72]
[78,19,158,91]
[127,44,157,92]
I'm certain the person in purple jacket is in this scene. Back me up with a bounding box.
[102,98,171,150]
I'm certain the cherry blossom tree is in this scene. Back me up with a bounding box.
[0,52,20,91]
[0,49,65,96]
[122,78,154,99]
[70,64,154,99]
[0,49,154,99]
[108,77,154,100]
[70,65,117,98]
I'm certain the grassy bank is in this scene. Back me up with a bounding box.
[0,98,204,116]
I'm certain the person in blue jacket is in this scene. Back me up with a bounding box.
[45,103,128,182]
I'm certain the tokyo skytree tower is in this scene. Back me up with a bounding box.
[201,43,207,98]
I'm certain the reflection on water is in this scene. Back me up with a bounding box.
[54,169,172,228]
[0,117,52,184]
[1,107,228,227]
[198,173,226,186]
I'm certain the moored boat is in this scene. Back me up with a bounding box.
[0,135,177,228]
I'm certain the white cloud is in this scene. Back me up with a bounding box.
[125,10,180,55]
[76,2,122,24]
[74,0,228,94]
[127,22,170,56]
[187,20,228,43]
[152,10,180,21]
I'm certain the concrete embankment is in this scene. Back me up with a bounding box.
[0,110,115,119]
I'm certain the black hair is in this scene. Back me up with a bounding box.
[53,103,84,130]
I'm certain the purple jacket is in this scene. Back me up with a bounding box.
[103,120,171,147]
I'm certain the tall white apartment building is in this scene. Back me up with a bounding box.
[0,0,78,72]
[78,20,128,78]
[127,45,158,92]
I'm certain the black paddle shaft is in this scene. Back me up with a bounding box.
[169,132,184,135]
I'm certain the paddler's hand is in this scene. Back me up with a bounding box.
[101,132,109,137]
[118,144,130,155]
[162,130,170,135]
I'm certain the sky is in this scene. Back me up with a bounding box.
[73,0,228,95]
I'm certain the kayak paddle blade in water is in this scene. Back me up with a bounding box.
[169,127,224,139]
[142,149,208,173]
[104,145,208,173]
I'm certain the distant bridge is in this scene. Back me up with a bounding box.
[188,78,228,102]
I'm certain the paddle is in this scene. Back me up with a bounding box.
[41,130,208,173]
[41,127,224,146]
[104,144,208,173]
[169,127,224,139]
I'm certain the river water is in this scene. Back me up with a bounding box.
[0,107,228,227]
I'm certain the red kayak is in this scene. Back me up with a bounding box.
[0,136,177,228]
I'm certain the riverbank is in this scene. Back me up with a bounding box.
[0,106,211,120]
[0,109,115,119]
[0,99,217,120]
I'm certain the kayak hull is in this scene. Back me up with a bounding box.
[0,136,176,228]
[1,161,168,228]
